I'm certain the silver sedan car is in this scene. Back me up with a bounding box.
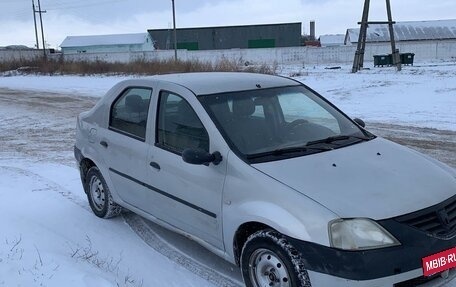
[75,72,456,287]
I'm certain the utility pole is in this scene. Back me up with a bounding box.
[37,0,47,59]
[32,0,40,49]
[386,0,401,71]
[172,0,177,61]
[352,0,401,73]
[352,0,370,72]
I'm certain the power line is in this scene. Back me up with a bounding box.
[34,0,47,58]
[32,0,39,49]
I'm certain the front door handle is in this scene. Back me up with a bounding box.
[150,161,161,171]
[100,141,108,148]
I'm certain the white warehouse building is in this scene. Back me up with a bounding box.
[60,33,154,54]
[345,19,456,45]
[343,19,456,62]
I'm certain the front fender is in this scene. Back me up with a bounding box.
[222,152,338,261]
[234,201,312,241]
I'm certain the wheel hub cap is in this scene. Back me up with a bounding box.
[90,176,105,211]
[249,248,290,287]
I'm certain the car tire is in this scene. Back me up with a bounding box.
[241,230,312,287]
[85,166,122,219]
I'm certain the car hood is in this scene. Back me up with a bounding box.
[252,138,456,219]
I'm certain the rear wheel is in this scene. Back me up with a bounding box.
[85,166,122,218]
[241,230,311,287]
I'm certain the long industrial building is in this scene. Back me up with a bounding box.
[148,22,302,50]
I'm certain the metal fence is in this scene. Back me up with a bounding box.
[2,40,456,66]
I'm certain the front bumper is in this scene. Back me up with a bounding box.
[307,268,456,287]
[285,217,456,286]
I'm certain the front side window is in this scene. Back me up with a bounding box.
[110,87,152,140]
[200,86,372,162]
[156,91,209,154]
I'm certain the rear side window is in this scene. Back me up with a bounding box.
[156,91,209,154]
[110,88,152,140]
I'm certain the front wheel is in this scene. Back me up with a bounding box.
[85,166,122,218]
[241,230,312,287]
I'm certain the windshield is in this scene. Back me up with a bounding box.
[199,86,373,163]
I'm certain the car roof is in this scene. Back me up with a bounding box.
[135,72,301,96]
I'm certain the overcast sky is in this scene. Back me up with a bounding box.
[1,0,455,48]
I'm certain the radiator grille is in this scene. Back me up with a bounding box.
[395,195,456,239]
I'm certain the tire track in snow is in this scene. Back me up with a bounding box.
[123,213,243,287]
[0,165,91,212]
[0,163,243,286]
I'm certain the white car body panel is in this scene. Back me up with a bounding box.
[143,81,229,249]
[253,137,456,219]
[222,151,339,260]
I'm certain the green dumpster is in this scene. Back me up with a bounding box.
[400,53,415,66]
[373,54,392,67]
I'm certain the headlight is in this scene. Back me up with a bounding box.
[329,218,400,250]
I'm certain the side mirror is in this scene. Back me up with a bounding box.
[182,148,222,166]
[353,118,366,128]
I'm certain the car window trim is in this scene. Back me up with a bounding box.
[195,84,301,97]
[108,126,146,142]
[108,86,153,142]
[155,89,210,155]
[154,142,182,156]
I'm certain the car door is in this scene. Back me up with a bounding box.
[144,83,228,250]
[97,85,155,212]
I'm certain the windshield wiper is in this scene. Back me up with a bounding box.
[246,146,331,160]
[306,135,370,147]
[246,135,371,160]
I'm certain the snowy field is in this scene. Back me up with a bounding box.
[1,62,456,131]
[0,161,216,287]
[0,63,455,286]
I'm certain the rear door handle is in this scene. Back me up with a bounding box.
[150,161,161,171]
[100,141,108,148]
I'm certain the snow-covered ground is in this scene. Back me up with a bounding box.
[0,63,455,286]
[0,161,216,286]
